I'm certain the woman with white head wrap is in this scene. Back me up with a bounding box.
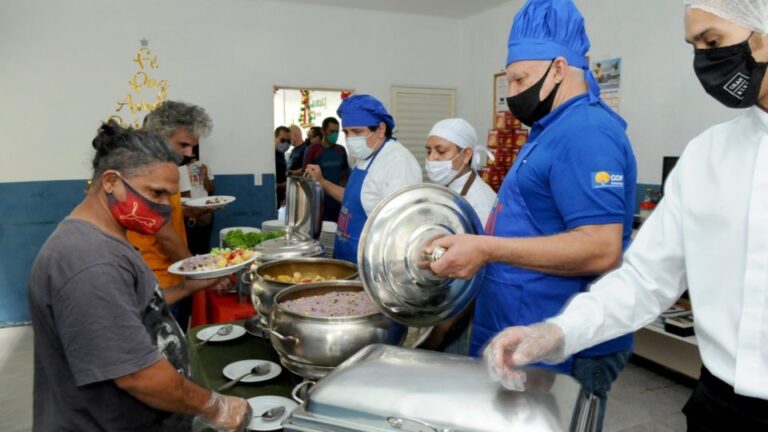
[425,118,497,225]
[483,1,768,431]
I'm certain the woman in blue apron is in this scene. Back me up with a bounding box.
[306,95,422,264]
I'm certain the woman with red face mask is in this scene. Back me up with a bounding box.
[27,121,250,432]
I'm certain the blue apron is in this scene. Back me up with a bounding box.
[333,143,386,263]
[471,108,589,374]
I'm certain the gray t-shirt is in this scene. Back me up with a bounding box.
[28,219,192,431]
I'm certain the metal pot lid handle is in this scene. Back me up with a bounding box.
[357,184,485,328]
[291,380,315,404]
[388,416,453,432]
[428,247,446,263]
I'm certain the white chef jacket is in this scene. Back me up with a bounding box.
[448,170,497,226]
[550,107,768,399]
[356,139,423,215]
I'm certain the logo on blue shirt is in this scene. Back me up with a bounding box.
[592,171,624,189]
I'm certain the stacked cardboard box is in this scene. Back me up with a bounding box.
[480,112,529,191]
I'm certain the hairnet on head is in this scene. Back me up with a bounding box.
[428,118,494,171]
[684,0,768,34]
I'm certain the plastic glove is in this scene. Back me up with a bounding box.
[483,323,566,392]
[194,392,251,432]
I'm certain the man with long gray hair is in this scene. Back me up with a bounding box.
[130,100,216,327]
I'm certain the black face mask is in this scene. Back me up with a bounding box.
[694,35,767,109]
[506,60,562,127]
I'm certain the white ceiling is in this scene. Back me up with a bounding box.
[271,0,514,18]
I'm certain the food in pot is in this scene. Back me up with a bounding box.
[280,290,378,317]
[179,248,254,272]
[263,272,337,284]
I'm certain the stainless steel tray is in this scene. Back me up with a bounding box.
[284,344,598,432]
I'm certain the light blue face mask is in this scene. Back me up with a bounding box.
[277,140,291,153]
[346,132,374,160]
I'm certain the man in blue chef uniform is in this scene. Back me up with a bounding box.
[428,0,637,429]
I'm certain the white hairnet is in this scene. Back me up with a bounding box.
[684,0,768,34]
[429,118,494,171]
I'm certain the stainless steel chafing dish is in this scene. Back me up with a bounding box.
[284,344,599,432]
[241,176,326,333]
[247,257,358,327]
[269,281,407,379]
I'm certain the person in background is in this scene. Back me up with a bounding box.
[286,125,306,176]
[426,1,638,430]
[422,118,497,355]
[425,118,497,225]
[307,126,323,149]
[274,126,291,209]
[306,95,422,263]
[484,1,768,430]
[136,100,213,329]
[28,121,248,432]
[180,143,216,255]
[304,117,349,222]
[287,125,320,176]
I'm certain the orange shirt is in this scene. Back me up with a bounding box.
[127,192,187,288]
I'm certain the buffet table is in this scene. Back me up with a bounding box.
[188,320,300,400]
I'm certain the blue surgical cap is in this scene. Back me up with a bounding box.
[506,0,625,127]
[337,95,395,130]
[507,0,590,68]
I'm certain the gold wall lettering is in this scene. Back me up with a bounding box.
[107,39,170,129]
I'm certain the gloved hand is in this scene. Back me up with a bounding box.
[195,391,251,432]
[483,322,566,391]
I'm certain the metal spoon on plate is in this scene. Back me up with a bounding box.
[198,324,234,346]
[217,363,272,391]
[255,406,286,422]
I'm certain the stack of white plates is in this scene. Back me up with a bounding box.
[261,219,285,233]
[320,221,337,257]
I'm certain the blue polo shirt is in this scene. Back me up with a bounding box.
[521,94,636,357]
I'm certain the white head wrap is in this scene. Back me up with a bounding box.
[428,118,494,171]
[684,0,768,34]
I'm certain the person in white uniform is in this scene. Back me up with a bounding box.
[425,118,497,226]
[483,1,768,430]
[422,118,497,354]
[306,94,422,263]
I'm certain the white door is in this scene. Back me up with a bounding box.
[391,86,457,177]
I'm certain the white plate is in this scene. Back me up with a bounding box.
[246,396,297,431]
[184,195,236,209]
[261,219,285,231]
[195,324,246,343]
[168,251,258,279]
[223,360,282,383]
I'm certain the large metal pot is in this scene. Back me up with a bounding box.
[269,281,407,372]
[245,258,358,326]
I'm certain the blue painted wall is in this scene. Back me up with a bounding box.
[1,175,654,327]
[0,174,276,327]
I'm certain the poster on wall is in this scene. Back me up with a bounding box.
[493,72,509,120]
[591,57,621,112]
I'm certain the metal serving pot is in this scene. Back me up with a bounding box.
[269,281,407,371]
[244,257,358,326]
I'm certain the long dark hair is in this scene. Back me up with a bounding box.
[90,120,180,182]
